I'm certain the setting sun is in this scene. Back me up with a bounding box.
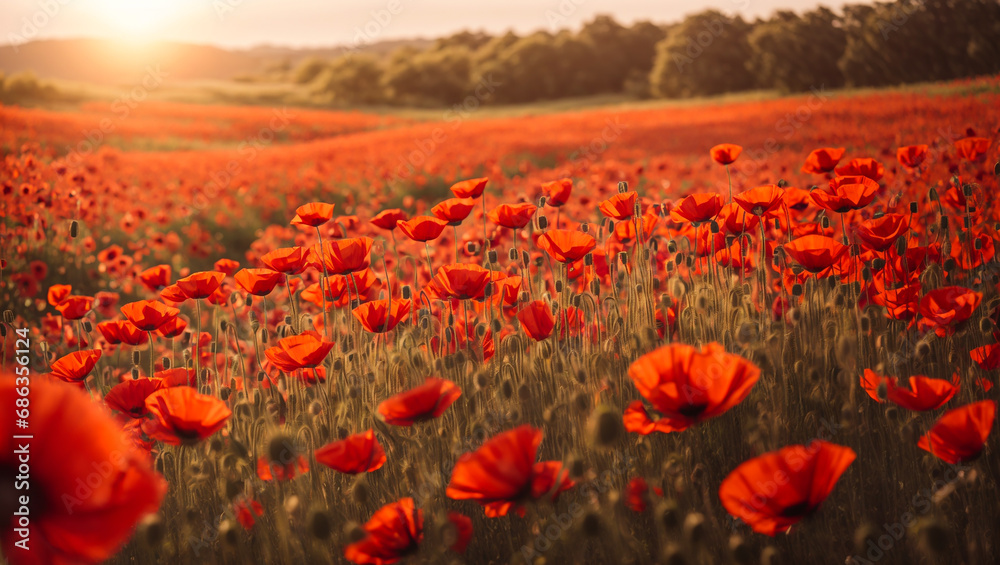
[88,0,191,37]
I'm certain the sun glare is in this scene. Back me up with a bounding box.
[90,0,187,37]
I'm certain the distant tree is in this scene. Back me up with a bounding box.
[476,32,561,104]
[292,57,330,84]
[747,8,846,92]
[311,54,385,105]
[649,10,755,98]
[577,15,634,92]
[434,30,492,52]
[382,47,472,106]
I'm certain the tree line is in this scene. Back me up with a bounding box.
[295,0,1000,106]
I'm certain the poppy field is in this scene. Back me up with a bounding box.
[2,76,1000,565]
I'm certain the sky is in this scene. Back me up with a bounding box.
[3,0,850,49]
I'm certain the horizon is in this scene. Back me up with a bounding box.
[3,0,850,51]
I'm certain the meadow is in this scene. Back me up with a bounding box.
[1,75,999,565]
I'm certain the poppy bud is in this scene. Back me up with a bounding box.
[760,546,781,565]
[590,280,601,295]
[466,242,478,254]
[3,310,13,324]
[70,220,79,238]
[730,535,752,564]
[618,252,628,264]
[537,216,548,230]
[260,329,269,342]
[919,519,949,554]
[820,216,830,229]
[943,258,956,272]
[792,283,802,296]
[132,350,141,365]
[230,293,240,305]
[908,201,918,214]
[929,187,938,201]
[257,370,266,382]
[873,210,885,219]
[400,284,411,300]
[683,513,706,546]
[940,215,949,230]
[487,249,497,263]
[309,510,332,540]
[490,319,502,333]
[995,162,1000,175]
[581,222,590,233]
[876,380,888,401]
[617,181,628,193]
[138,515,165,550]
[862,267,872,281]
[962,184,973,197]
[501,379,514,399]
[521,250,530,265]
[508,248,517,261]
[345,521,366,543]
[161,356,170,369]
[246,295,254,308]
[895,237,908,255]
[538,195,547,207]
[0,326,6,338]
[589,405,623,447]
[582,512,602,537]
[131,367,140,380]
[710,221,719,234]
[774,218,781,230]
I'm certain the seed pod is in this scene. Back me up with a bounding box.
[589,406,623,447]
[617,181,628,193]
[3,310,14,324]
[131,350,141,365]
[508,248,518,261]
[537,215,548,230]
[309,510,332,539]
[582,512,602,537]
[130,367,140,380]
[70,220,79,238]
[246,295,254,308]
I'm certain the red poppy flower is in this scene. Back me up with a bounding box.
[256,454,309,481]
[971,342,1000,371]
[670,193,724,224]
[398,215,449,242]
[447,512,473,553]
[897,145,929,171]
[718,202,759,234]
[55,295,93,320]
[353,298,410,333]
[176,271,225,300]
[142,386,232,445]
[810,176,879,213]
[626,477,651,512]
[734,184,785,217]
[98,319,149,346]
[121,300,180,332]
[517,300,555,341]
[782,235,847,274]
[624,342,760,434]
[315,429,386,473]
[918,401,995,464]
[446,425,574,517]
[432,263,491,300]
[954,137,990,162]
[488,202,537,229]
[450,177,489,198]
[432,197,476,225]
[261,247,308,274]
[377,377,461,426]
[314,237,374,275]
[855,214,909,251]
[50,349,102,384]
[918,286,981,335]
[710,143,742,165]
[599,191,638,220]
[834,157,884,181]
[265,332,335,371]
[344,498,423,565]
[542,178,573,207]
[104,378,165,418]
[719,441,856,536]
[154,367,198,387]
[212,258,239,276]
[160,284,188,304]
[234,498,264,530]
[801,147,845,174]
[234,268,283,296]
[47,283,72,306]
[537,229,597,263]
[0,377,165,564]
[291,202,335,226]
[371,208,407,230]
[889,375,959,411]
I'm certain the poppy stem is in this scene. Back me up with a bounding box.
[315,226,331,341]
[285,276,298,333]
[195,299,202,393]
[453,225,460,263]
[147,331,154,379]
[424,242,434,284]
[726,164,733,203]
